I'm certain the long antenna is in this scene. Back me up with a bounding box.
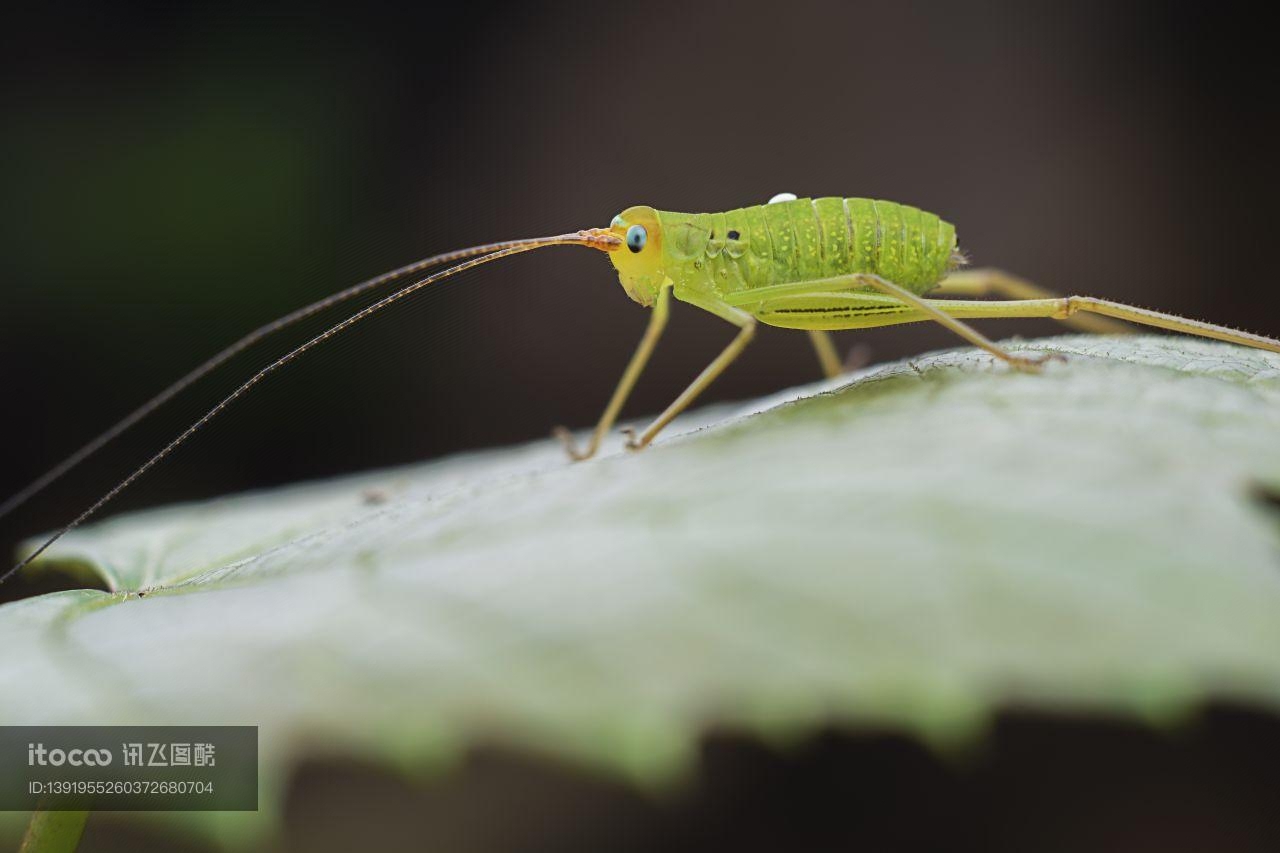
[0,236,586,523]
[3,229,621,586]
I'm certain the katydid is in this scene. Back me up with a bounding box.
[5,194,1278,584]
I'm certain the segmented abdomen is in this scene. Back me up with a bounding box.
[660,197,958,297]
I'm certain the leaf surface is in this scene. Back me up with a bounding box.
[3,335,1279,847]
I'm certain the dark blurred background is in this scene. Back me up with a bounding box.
[2,0,1277,561]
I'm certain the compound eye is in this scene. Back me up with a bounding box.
[626,224,647,253]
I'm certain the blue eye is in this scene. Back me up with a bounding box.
[626,224,647,253]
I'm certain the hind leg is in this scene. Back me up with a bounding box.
[931,268,1132,335]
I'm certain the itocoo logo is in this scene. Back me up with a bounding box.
[27,743,113,767]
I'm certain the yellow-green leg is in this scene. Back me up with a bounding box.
[807,330,843,378]
[623,299,757,451]
[931,268,1133,334]
[554,284,672,460]
[921,295,1280,353]
[758,285,1280,356]
[855,275,1059,371]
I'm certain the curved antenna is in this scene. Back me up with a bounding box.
[0,237,579,523]
[3,229,621,586]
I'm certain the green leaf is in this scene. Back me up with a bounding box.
[19,809,88,853]
[3,335,1280,849]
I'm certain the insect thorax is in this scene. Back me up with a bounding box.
[657,198,958,298]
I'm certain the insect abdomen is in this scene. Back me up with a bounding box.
[660,197,958,297]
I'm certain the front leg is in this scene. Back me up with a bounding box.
[554,283,671,461]
[623,298,756,452]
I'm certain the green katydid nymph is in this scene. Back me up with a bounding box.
[4,193,1278,583]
